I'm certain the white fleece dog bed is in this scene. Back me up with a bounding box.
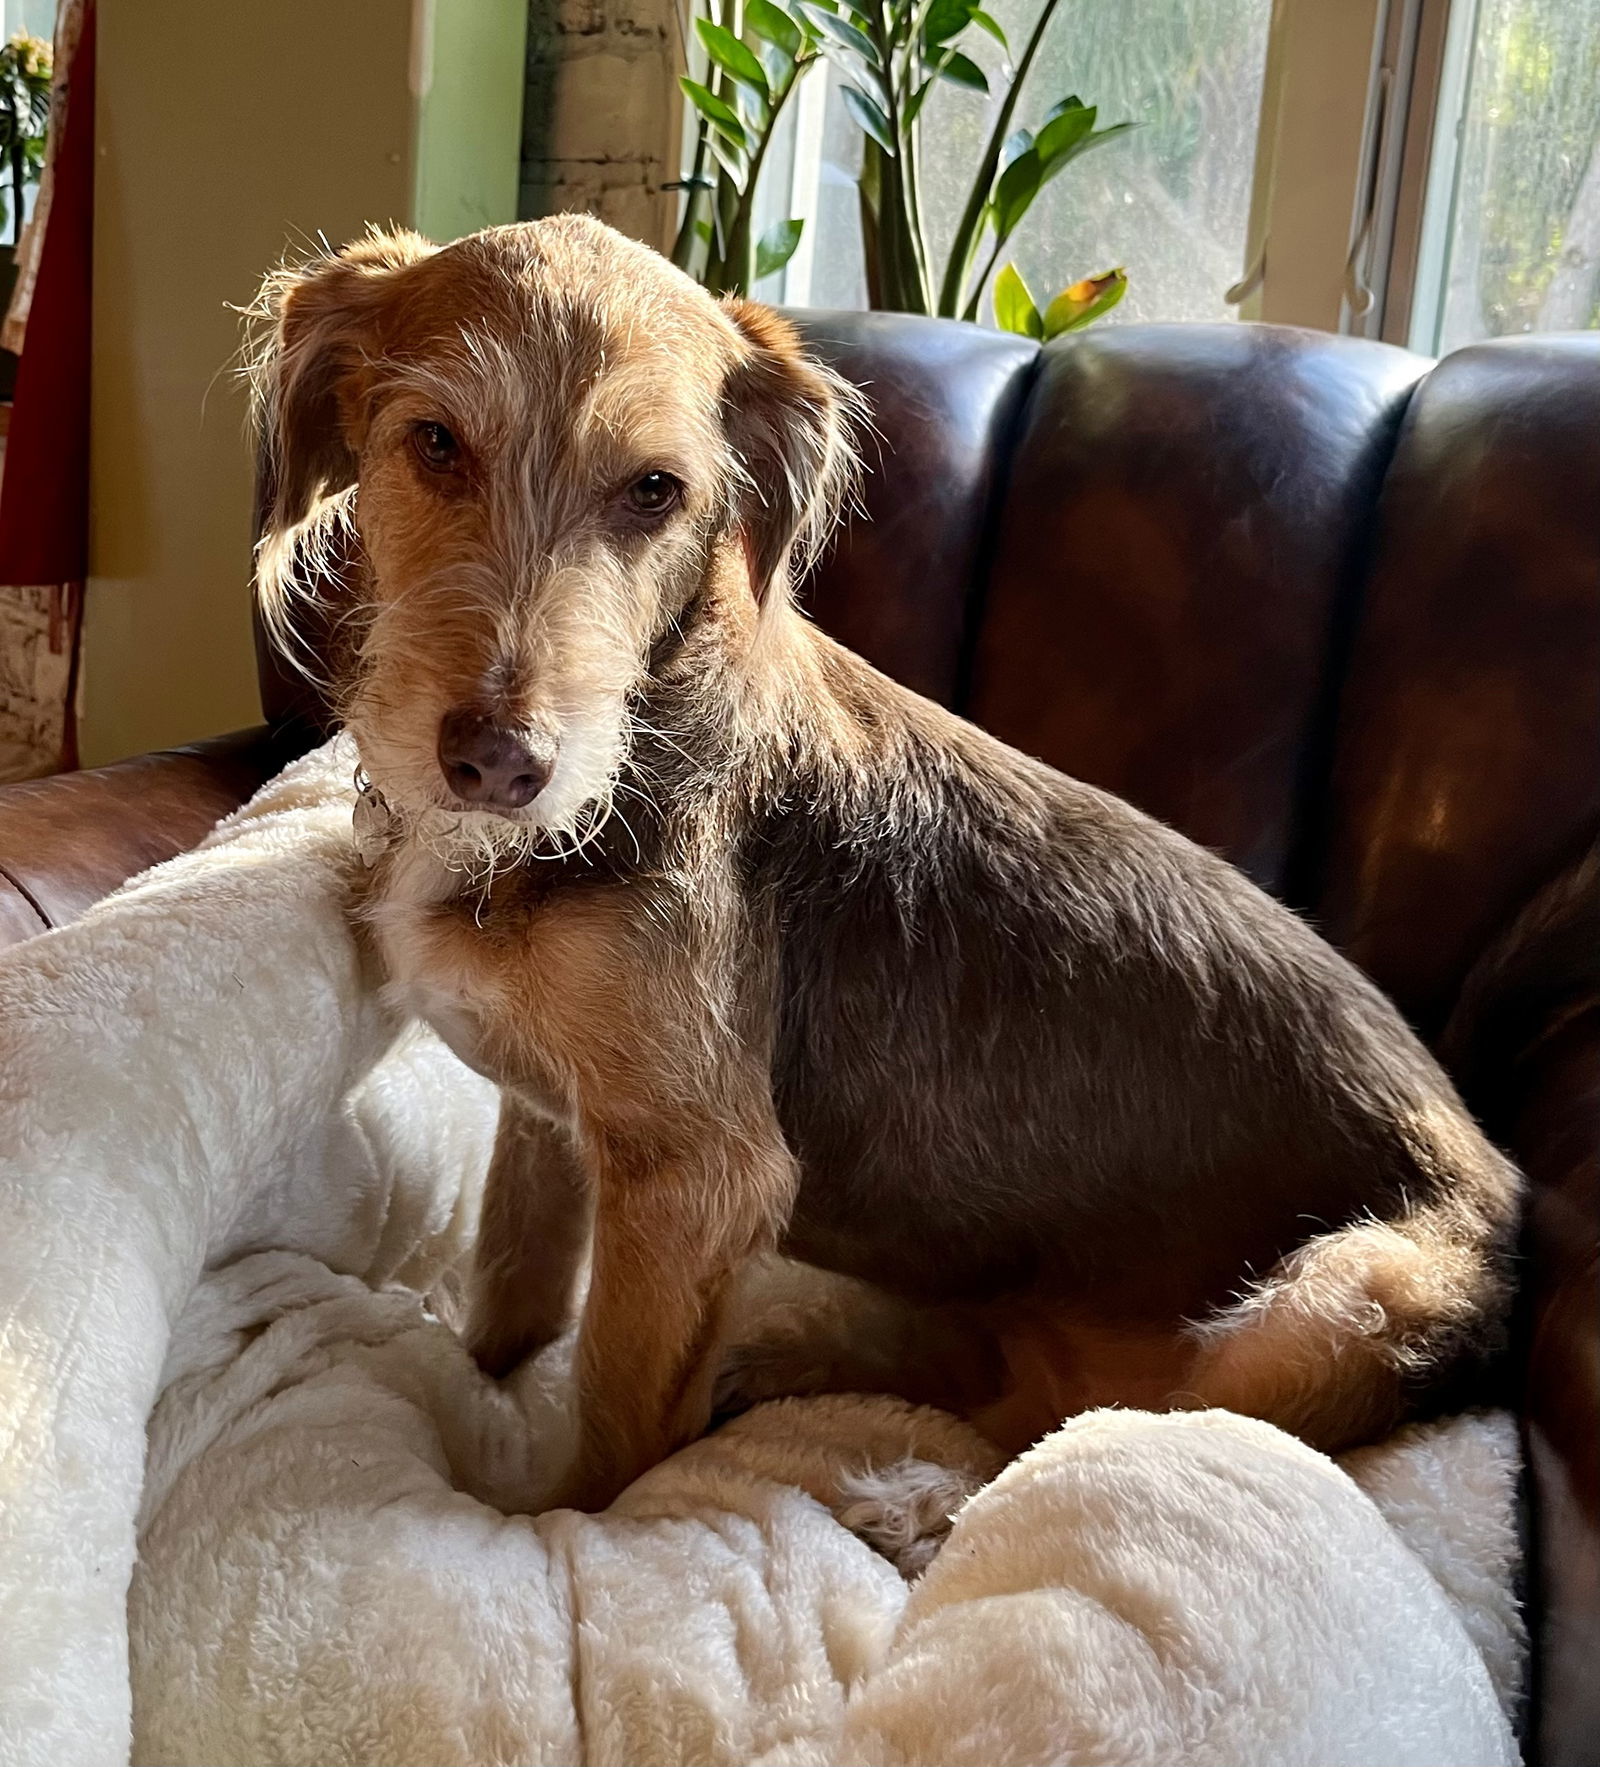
[0,741,1524,1767]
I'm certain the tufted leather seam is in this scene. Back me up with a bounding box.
[0,861,50,931]
[950,341,1045,717]
[1280,362,1435,921]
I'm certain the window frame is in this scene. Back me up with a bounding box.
[1232,0,1389,331]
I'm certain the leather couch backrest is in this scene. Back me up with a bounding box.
[1314,336,1600,1033]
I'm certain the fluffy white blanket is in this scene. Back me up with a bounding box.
[0,741,1525,1767]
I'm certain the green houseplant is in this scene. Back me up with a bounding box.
[796,0,1129,326]
[673,0,822,295]
[671,0,1129,332]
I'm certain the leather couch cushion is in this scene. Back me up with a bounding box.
[967,323,1428,896]
[1316,336,1600,1033]
[0,729,301,934]
[792,311,1037,706]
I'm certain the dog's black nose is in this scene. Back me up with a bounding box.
[437,709,557,810]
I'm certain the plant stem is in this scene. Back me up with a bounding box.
[723,66,790,295]
[961,229,1005,320]
[859,143,884,307]
[670,132,713,274]
[868,0,929,311]
[710,0,743,290]
[901,87,932,301]
[935,0,1064,317]
[669,0,710,274]
[898,0,939,102]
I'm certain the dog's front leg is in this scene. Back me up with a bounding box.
[467,1094,593,1378]
[553,1120,797,1512]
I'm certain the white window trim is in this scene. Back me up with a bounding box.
[1231,0,1388,331]
[1403,0,1481,351]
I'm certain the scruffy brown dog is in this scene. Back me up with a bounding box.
[252,215,1520,1512]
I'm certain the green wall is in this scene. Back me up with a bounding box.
[414,0,529,244]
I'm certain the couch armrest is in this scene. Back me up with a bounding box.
[0,726,310,951]
[1508,1011,1600,1767]
[1443,845,1600,1767]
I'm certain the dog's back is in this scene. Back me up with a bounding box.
[735,631,1520,1447]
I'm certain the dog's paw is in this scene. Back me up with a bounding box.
[833,1456,985,1580]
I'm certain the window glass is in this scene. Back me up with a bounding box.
[1428,0,1600,354]
[796,0,1271,324]
[0,0,54,39]
[766,63,870,307]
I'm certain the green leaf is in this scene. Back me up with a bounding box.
[679,77,749,147]
[1043,94,1083,122]
[1042,267,1128,336]
[1035,103,1094,167]
[745,0,803,56]
[758,39,796,88]
[704,127,750,187]
[905,75,935,126]
[922,0,974,46]
[990,145,1041,239]
[970,7,1007,46]
[840,82,897,153]
[756,217,805,278]
[696,20,771,102]
[993,262,1043,339]
[1040,118,1134,189]
[936,49,989,91]
[796,0,879,62]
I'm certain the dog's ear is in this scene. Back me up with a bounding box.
[719,298,863,603]
[248,228,437,626]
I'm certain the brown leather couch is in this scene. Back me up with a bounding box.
[0,316,1594,1763]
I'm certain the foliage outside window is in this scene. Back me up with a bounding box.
[674,0,1134,333]
[1429,0,1600,353]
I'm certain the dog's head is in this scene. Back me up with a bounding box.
[249,216,859,860]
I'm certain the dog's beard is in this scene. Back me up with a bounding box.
[342,556,657,878]
[348,694,632,882]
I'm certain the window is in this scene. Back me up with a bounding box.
[724,0,1600,353]
[0,1,53,41]
[0,0,56,240]
[924,0,1272,324]
[762,0,1274,321]
[1411,0,1600,353]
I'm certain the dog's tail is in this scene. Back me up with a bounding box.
[1180,1183,1518,1451]
[1181,852,1595,1454]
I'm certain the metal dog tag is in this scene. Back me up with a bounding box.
[352,772,395,867]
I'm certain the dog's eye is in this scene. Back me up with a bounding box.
[412,421,460,472]
[626,471,682,516]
